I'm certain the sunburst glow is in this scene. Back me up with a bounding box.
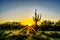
[28,24,32,26]
[20,24,36,35]
[20,18,34,25]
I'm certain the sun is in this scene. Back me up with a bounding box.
[28,24,32,26]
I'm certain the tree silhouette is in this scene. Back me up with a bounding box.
[11,22,22,30]
[0,22,22,30]
[54,20,60,31]
[40,20,54,31]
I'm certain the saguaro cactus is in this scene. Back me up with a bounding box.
[33,9,41,27]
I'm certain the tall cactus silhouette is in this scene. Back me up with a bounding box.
[33,9,41,27]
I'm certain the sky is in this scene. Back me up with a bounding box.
[0,0,60,25]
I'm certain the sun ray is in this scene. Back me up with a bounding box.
[20,23,37,35]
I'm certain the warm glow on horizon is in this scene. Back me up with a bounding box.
[20,18,42,25]
[20,18,34,25]
[28,24,32,26]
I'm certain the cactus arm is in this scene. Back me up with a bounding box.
[32,16,35,21]
[38,14,41,20]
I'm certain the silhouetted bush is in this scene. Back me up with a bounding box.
[0,22,23,30]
